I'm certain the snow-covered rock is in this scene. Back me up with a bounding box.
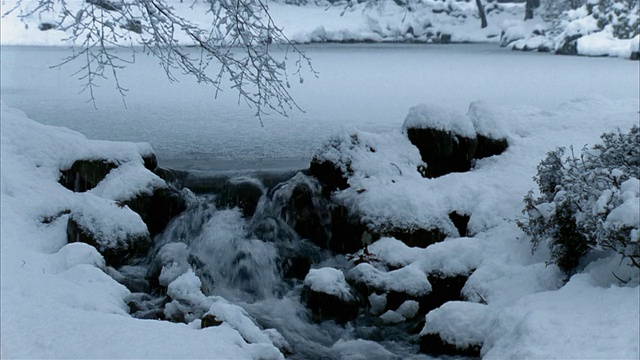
[303,267,361,322]
[420,301,496,357]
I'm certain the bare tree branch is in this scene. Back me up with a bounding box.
[4,0,317,120]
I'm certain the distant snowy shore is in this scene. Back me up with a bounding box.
[1,0,637,59]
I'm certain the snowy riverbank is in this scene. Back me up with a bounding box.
[1,96,638,358]
[1,0,637,59]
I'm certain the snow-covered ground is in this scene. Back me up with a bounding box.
[1,1,639,358]
[2,95,639,358]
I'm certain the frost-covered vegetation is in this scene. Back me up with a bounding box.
[520,126,640,272]
[504,0,639,57]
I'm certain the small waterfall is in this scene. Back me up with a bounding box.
[130,172,431,359]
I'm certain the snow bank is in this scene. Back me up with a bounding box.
[0,0,523,46]
[484,274,640,359]
[577,29,639,58]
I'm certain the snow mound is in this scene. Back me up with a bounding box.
[304,267,355,302]
[485,274,640,359]
[89,161,167,201]
[347,263,431,297]
[70,193,150,252]
[421,301,496,349]
[403,104,476,138]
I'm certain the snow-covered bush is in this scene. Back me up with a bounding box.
[520,126,640,272]
[589,0,640,39]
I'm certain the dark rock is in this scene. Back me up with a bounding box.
[555,34,581,56]
[384,227,447,248]
[215,177,264,218]
[127,293,168,320]
[631,51,640,61]
[283,182,331,248]
[126,187,187,236]
[142,153,158,172]
[419,273,470,314]
[475,135,508,160]
[67,216,151,266]
[406,128,477,178]
[301,286,361,323]
[308,158,349,195]
[439,33,452,44]
[329,205,370,254]
[448,212,470,237]
[154,167,189,188]
[60,159,118,192]
[279,240,323,281]
[420,333,481,358]
[201,314,224,328]
[282,255,313,280]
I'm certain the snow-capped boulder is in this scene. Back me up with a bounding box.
[404,104,478,178]
[302,267,361,322]
[60,159,118,192]
[403,103,510,178]
[89,161,188,236]
[420,301,496,357]
[67,194,151,266]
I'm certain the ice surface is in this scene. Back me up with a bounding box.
[2,45,638,171]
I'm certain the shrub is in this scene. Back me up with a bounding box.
[519,126,639,272]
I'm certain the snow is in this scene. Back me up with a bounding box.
[379,310,406,324]
[605,178,640,236]
[421,301,496,349]
[303,267,355,301]
[0,0,520,47]
[2,90,640,358]
[368,292,387,315]
[403,103,477,138]
[484,274,640,359]
[347,263,432,297]
[577,29,639,58]
[396,300,420,319]
[70,193,150,252]
[1,3,639,356]
[90,161,167,201]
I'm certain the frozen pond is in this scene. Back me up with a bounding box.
[1,44,638,171]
